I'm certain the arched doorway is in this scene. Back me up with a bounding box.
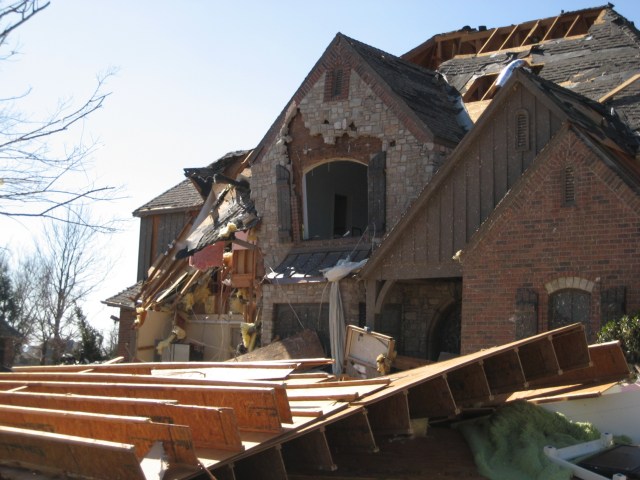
[429,300,461,361]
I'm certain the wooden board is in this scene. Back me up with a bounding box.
[0,390,243,451]
[0,380,290,432]
[0,425,147,480]
[0,404,200,466]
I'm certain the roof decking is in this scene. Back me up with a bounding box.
[0,324,631,479]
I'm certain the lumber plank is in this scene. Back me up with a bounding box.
[10,360,320,374]
[0,390,243,451]
[0,380,288,432]
[0,425,146,480]
[0,404,199,466]
[0,370,288,389]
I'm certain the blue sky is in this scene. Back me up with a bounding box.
[2,0,640,333]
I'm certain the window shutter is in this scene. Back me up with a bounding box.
[601,286,626,325]
[368,151,386,236]
[515,288,538,339]
[276,165,292,243]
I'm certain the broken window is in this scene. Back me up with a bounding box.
[549,288,591,335]
[303,160,368,240]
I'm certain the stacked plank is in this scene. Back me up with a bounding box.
[0,324,632,480]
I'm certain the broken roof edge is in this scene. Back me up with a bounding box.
[401,4,612,69]
[251,32,455,166]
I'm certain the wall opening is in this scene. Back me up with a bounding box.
[303,160,368,240]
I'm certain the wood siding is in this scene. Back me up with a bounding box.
[370,84,561,280]
[137,211,193,280]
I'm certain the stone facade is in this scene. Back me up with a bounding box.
[252,64,452,344]
[461,129,640,353]
[378,280,460,360]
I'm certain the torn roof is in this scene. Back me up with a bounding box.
[267,245,370,283]
[252,32,470,165]
[342,34,470,145]
[432,6,640,132]
[132,179,203,217]
[360,67,640,280]
[403,5,610,70]
[177,175,259,258]
[525,69,640,155]
[184,149,251,198]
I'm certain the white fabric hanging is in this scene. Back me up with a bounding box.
[321,259,367,375]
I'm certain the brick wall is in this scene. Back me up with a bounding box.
[461,129,640,353]
[117,308,137,361]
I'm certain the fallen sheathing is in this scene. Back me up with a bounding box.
[0,324,631,480]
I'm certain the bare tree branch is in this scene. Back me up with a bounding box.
[0,1,120,230]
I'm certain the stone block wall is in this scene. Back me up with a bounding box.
[252,65,452,342]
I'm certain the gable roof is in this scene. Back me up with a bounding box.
[132,179,203,217]
[252,32,470,165]
[133,150,251,218]
[184,149,251,198]
[433,6,640,132]
[360,67,640,279]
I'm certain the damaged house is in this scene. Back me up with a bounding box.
[106,4,640,366]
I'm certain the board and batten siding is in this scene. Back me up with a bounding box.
[369,84,562,281]
[137,211,193,280]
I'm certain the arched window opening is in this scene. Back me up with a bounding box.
[303,161,368,240]
[549,288,591,335]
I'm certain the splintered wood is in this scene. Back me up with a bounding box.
[0,324,632,480]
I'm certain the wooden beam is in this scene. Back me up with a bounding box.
[446,362,492,406]
[565,14,580,37]
[477,27,499,55]
[0,390,243,451]
[282,427,337,472]
[365,391,412,435]
[0,425,147,480]
[0,380,289,432]
[598,73,640,103]
[233,446,288,480]
[0,404,199,466]
[542,15,561,42]
[520,20,541,46]
[374,279,395,314]
[482,348,527,394]
[406,375,459,418]
[517,337,561,381]
[325,409,378,453]
[498,25,519,51]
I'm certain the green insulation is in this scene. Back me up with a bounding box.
[454,401,601,480]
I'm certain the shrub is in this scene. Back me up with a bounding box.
[597,313,640,365]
